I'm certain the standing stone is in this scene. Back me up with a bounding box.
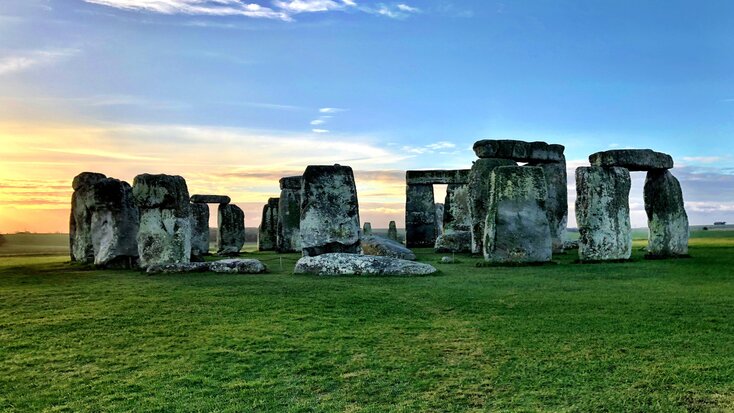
[484,166,552,263]
[575,167,632,261]
[644,170,689,257]
[435,184,472,253]
[300,164,361,257]
[190,203,209,261]
[405,184,437,248]
[467,158,516,254]
[133,174,192,269]
[89,178,139,268]
[363,222,372,236]
[528,158,568,253]
[258,197,279,251]
[218,204,245,256]
[70,172,107,263]
[277,176,302,253]
[435,203,444,236]
[387,221,399,241]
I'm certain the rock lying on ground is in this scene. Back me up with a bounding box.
[146,259,267,274]
[434,231,472,253]
[146,262,210,274]
[361,235,416,260]
[294,253,437,276]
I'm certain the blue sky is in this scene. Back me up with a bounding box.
[1,0,733,231]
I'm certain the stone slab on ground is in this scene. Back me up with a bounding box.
[361,235,416,260]
[209,259,267,274]
[294,253,437,276]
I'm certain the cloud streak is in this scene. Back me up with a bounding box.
[0,49,80,76]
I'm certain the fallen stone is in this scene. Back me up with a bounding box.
[190,203,209,261]
[435,231,472,253]
[190,194,231,204]
[146,262,209,274]
[575,166,632,261]
[484,166,552,263]
[209,258,267,274]
[362,222,372,236]
[218,204,245,256]
[473,139,565,163]
[644,170,689,257]
[89,178,140,268]
[405,184,437,247]
[589,149,673,171]
[70,172,107,263]
[387,221,399,241]
[277,176,302,253]
[361,235,416,260]
[294,253,437,276]
[405,169,470,185]
[258,197,279,251]
[467,158,517,254]
[300,165,361,257]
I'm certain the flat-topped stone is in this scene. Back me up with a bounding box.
[589,149,673,171]
[294,253,437,276]
[190,194,231,204]
[473,139,565,163]
[209,259,267,274]
[406,169,470,185]
[279,176,302,190]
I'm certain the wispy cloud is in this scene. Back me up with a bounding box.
[319,107,346,113]
[368,3,420,19]
[402,141,458,154]
[0,49,80,76]
[312,128,329,133]
[273,0,355,13]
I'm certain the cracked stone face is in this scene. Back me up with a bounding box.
[467,158,516,254]
[644,170,689,257]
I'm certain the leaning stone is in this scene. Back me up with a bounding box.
[146,262,209,274]
[190,194,231,204]
[467,158,516,254]
[190,203,209,261]
[589,149,673,171]
[644,170,689,257]
[405,184,437,247]
[209,259,267,274]
[473,139,565,163]
[90,178,140,268]
[435,231,472,253]
[387,221,399,241]
[277,176,302,253]
[484,166,552,263]
[258,197,279,251]
[528,159,568,253]
[361,235,416,260]
[218,204,245,256]
[70,172,107,263]
[300,165,362,257]
[575,167,632,261]
[294,253,437,276]
[363,222,372,236]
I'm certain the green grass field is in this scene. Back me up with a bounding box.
[1,232,733,412]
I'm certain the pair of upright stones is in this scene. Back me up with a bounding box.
[190,194,245,259]
[576,150,688,261]
[472,139,568,263]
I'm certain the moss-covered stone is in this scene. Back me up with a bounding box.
[644,170,689,257]
[277,176,302,253]
[467,158,516,254]
[217,204,245,256]
[528,159,568,253]
[589,149,673,171]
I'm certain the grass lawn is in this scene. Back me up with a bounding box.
[1,232,733,412]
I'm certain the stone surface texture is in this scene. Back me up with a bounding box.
[190,194,231,204]
[258,197,279,251]
[300,165,362,257]
[70,172,107,263]
[467,158,517,254]
[644,170,689,257]
[589,149,673,171]
[528,158,568,253]
[405,169,470,185]
[89,178,140,268]
[405,184,436,247]
[217,204,245,256]
[434,203,444,236]
[434,231,472,253]
[361,235,416,260]
[484,166,552,263]
[294,253,437,276]
[190,203,209,261]
[473,139,565,163]
[146,262,209,274]
[575,166,632,261]
[277,176,302,253]
[209,259,267,274]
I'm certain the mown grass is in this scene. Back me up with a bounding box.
[0,234,733,412]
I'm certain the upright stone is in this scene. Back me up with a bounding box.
[89,178,140,268]
[190,203,209,261]
[258,197,279,251]
[218,204,245,256]
[277,176,302,253]
[575,167,632,261]
[435,203,444,236]
[133,174,192,269]
[363,222,372,236]
[405,184,436,248]
[484,166,552,263]
[528,158,568,253]
[70,172,107,263]
[644,170,689,257]
[435,184,472,252]
[387,221,399,241]
[300,164,361,257]
[467,158,516,254]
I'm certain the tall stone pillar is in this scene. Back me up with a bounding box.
[644,170,689,257]
[405,184,436,248]
[89,178,140,268]
[218,204,245,256]
[529,158,568,253]
[70,172,107,263]
[467,158,516,254]
[190,203,209,261]
[277,176,302,253]
[258,197,279,251]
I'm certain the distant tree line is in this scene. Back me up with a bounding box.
[0,234,6,247]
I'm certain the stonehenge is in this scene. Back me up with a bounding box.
[258,197,279,251]
[434,183,472,253]
[70,172,108,263]
[89,178,140,268]
[467,158,516,254]
[294,253,436,276]
[190,203,209,261]
[644,170,689,257]
[363,222,372,236]
[277,176,302,253]
[361,235,416,261]
[217,203,245,256]
[387,221,399,241]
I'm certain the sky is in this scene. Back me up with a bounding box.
[1,0,733,233]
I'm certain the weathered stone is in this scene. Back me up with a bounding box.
[473,139,565,163]
[218,204,245,256]
[467,158,517,254]
[589,149,673,171]
[575,167,632,261]
[563,240,579,250]
[190,194,231,204]
[387,221,398,241]
[133,174,192,269]
[300,165,361,257]
[440,256,456,264]
[528,159,568,253]
[258,198,279,251]
[294,253,437,276]
[209,258,267,274]
[405,184,436,248]
[644,170,689,257]
[146,262,209,274]
[361,235,416,260]
[435,231,472,253]
[435,203,444,236]
[190,203,209,261]
[406,169,470,185]
[443,184,471,233]
[363,222,372,236]
[277,176,302,253]
[89,178,139,268]
[70,172,107,263]
[484,166,552,263]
